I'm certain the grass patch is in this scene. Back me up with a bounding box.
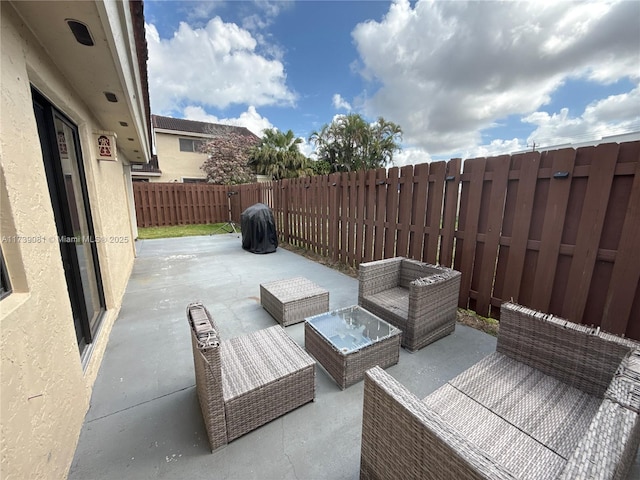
[137,223,235,239]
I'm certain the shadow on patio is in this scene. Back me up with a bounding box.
[69,234,640,480]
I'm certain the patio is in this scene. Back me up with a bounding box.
[69,234,640,480]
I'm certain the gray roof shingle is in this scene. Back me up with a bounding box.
[151,115,259,140]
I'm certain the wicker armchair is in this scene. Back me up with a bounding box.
[187,302,316,451]
[358,257,462,352]
[360,302,640,480]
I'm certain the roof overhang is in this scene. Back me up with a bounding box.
[154,128,219,139]
[12,0,152,164]
[130,170,162,177]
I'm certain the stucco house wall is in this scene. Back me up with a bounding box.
[0,2,149,479]
[132,115,260,183]
[151,131,209,182]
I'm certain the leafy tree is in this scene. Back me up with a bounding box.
[309,159,332,176]
[200,131,259,185]
[248,128,312,180]
[309,114,402,172]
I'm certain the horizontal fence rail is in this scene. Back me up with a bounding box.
[133,141,640,339]
[133,183,230,227]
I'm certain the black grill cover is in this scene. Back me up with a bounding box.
[240,203,278,254]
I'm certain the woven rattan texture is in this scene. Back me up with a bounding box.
[359,302,640,480]
[305,319,400,389]
[187,303,316,451]
[260,277,329,326]
[360,367,518,480]
[187,302,227,450]
[445,352,600,459]
[498,303,635,398]
[358,257,461,351]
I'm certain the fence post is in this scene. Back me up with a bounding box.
[281,179,290,244]
[328,173,340,261]
[440,158,461,268]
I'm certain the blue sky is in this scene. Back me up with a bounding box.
[144,0,640,164]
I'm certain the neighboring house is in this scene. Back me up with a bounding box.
[1,1,152,478]
[131,114,260,182]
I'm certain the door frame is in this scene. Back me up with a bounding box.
[32,87,106,354]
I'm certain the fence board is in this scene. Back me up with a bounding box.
[133,141,639,339]
[409,162,429,261]
[363,170,376,263]
[373,168,387,261]
[341,175,350,259]
[132,182,228,226]
[384,167,399,258]
[440,158,461,267]
[602,144,640,336]
[329,173,340,260]
[425,162,446,264]
[396,166,414,258]
[530,148,576,312]
[562,144,619,321]
[355,170,367,264]
[474,155,510,317]
[495,152,540,305]
[456,158,487,309]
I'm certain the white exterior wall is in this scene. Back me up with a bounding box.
[0,4,138,479]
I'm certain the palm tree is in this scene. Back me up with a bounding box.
[309,114,402,172]
[249,129,311,180]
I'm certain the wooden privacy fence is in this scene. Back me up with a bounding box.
[133,141,640,339]
[133,182,230,227]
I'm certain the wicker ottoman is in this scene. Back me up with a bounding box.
[260,277,329,326]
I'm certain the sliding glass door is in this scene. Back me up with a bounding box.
[32,89,105,354]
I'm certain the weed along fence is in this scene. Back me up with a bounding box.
[133,140,640,339]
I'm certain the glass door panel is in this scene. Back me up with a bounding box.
[54,117,103,333]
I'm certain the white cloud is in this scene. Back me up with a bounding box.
[393,147,432,166]
[465,139,527,159]
[524,86,640,148]
[297,137,316,159]
[146,19,296,114]
[352,0,640,155]
[183,105,274,137]
[184,1,224,24]
[242,1,291,31]
[332,94,352,112]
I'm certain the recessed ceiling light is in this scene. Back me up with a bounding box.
[133,150,139,153]
[104,92,118,103]
[119,121,129,127]
[66,20,94,46]
[127,138,134,141]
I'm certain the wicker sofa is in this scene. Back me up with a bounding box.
[187,302,316,451]
[358,257,462,352]
[360,302,640,479]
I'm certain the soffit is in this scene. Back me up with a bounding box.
[12,0,150,164]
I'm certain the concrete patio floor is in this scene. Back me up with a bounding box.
[69,234,640,480]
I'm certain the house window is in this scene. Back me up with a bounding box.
[183,178,207,183]
[179,138,205,152]
[0,248,11,301]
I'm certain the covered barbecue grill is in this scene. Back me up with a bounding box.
[240,203,278,254]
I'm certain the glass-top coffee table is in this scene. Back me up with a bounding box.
[304,305,401,389]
